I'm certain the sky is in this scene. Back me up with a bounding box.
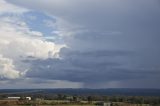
[0,0,160,88]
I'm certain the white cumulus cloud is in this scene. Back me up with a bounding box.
[0,55,20,79]
[0,1,65,80]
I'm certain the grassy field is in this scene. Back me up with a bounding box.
[0,100,153,106]
[0,100,95,106]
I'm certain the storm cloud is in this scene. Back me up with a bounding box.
[1,0,160,88]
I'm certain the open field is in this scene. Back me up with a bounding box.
[0,100,94,106]
[0,100,153,106]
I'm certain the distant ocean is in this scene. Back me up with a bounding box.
[0,88,160,96]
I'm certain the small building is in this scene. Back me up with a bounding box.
[35,98,44,101]
[66,96,73,100]
[95,102,112,106]
[7,97,21,100]
[26,97,31,100]
[7,97,31,101]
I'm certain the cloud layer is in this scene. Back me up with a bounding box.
[1,0,160,88]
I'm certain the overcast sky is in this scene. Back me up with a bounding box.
[0,0,160,88]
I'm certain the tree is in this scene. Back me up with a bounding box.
[87,96,93,103]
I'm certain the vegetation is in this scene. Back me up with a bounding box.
[0,93,160,106]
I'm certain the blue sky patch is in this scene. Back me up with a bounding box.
[23,11,57,37]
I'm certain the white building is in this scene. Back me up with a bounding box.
[7,97,31,100]
[26,97,31,100]
[7,97,21,100]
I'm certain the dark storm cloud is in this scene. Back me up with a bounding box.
[24,48,160,84]
[7,0,160,88]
